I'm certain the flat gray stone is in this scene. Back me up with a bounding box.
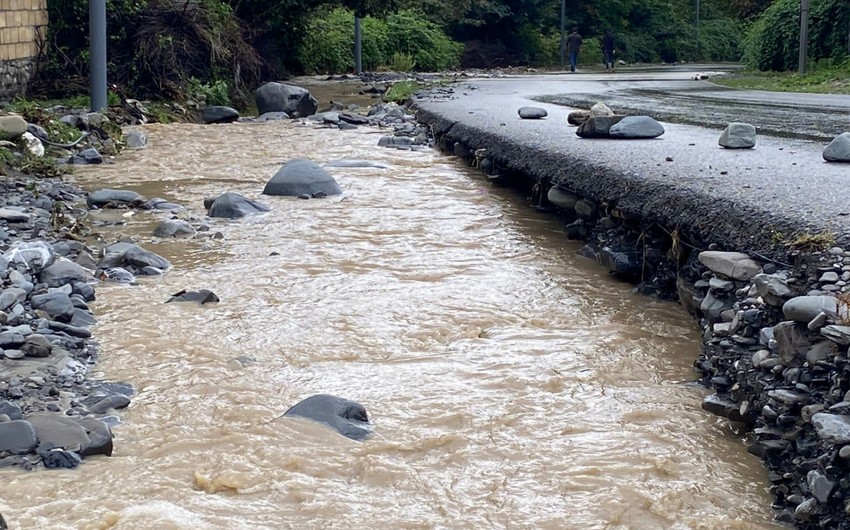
[87,189,146,209]
[784,296,839,323]
[0,115,27,139]
[21,333,53,358]
[39,258,90,288]
[547,187,579,210]
[518,107,548,119]
[719,122,756,149]
[31,292,75,322]
[698,251,761,280]
[0,208,29,222]
[609,116,665,139]
[823,132,850,163]
[812,413,850,444]
[807,470,835,504]
[153,219,195,238]
[821,325,850,345]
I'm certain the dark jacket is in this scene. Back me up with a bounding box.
[602,34,615,52]
[566,32,583,53]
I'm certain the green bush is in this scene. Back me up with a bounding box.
[743,0,850,71]
[384,10,463,71]
[389,52,417,72]
[297,8,462,74]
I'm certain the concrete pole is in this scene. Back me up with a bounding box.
[354,16,363,75]
[799,0,809,74]
[89,0,107,111]
[560,0,566,68]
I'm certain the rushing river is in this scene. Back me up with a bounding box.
[0,118,782,529]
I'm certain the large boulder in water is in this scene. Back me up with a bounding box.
[282,394,372,441]
[255,83,318,119]
[263,159,343,197]
[206,192,271,219]
[96,242,171,274]
[201,106,239,124]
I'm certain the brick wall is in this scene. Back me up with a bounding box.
[0,0,48,100]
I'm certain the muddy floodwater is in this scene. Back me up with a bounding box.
[0,120,783,529]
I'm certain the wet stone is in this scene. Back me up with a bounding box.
[0,401,22,420]
[0,420,37,454]
[783,296,839,323]
[698,251,760,281]
[812,413,850,444]
[823,132,850,163]
[517,107,548,119]
[42,449,82,469]
[719,122,756,149]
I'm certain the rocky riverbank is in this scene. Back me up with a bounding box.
[414,88,850,528]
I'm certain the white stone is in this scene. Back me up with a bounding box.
[719,122,756,149]
[21,132,43,157]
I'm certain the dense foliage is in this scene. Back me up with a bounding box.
[33,0,849,101]
[742,0,850,71]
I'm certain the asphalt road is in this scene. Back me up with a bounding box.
[414,67,850,258]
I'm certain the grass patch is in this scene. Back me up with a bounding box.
[787,230,837,253]
[713,60,850,94]
[384,81,422,104]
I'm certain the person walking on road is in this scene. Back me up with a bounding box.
[566,27,582,73]
[602,29,615,72]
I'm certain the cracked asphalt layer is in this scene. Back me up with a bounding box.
[414,68,850,260]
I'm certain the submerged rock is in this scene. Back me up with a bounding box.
[263,159,343,197]
[206,192,271,219]
[153,219,195,238]
[87,189,146,209]
[166,289,219,305]
[325,159,389,169]
[201,106,239,124]
[97,242,171,273]
[282,394,372,441]
[96,267,136,283]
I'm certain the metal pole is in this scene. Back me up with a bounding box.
[799,0,809,74]
[560,0,566,68]
[354,16,363,75]
[89,0,107,111]
[695,0,700,60]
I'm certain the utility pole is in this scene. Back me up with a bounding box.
[695,0,700,60]
[560,0,566,68]
[354,15,363,75]
[89,0,107,111]
[799,0,809,74]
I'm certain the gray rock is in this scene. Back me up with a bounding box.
[823,132,850,163]
[338,112,369,125]
[517,107,548,119]
[812,413,850,444]
[3,349,23,360]
[141,198,184,211]
[700,291,731,322]
[794,498,819,521]
[0,115,27,140]
[576,116,625,138]
[263,159,343,197]
[567,110,590,126]
[3,241,53,273]
[719,122,757,149]
[698,251,760,280]
[806,341,833,364]
[0,420,37,454]
[46,321,91,338]
[702,394,745,422]
[206,192,271,219]
[256,111,290,122]
[547,187,579,210]
[0,332,25,349]
[71,147,103,165]
[753,273,791,300]
[773,321,811,365]
[166,289,219,305]
[608,116,665,139]
[820,271,840,283]
[21,334,53,358]
[378,136,414,147]
[709,277,734,291]
[79,112,107,128]
[42,450,82,469]
[325,160,389,169]
[70,308,97,328]
[821,325,850,345]
[39,259,90,288]
[282,394,372,441]
[0,208,29,223]
[124,130,147,149]
[808,312,828,331]
[201,106,239,124]
[27,413,113,457]
[87,395,131,414]
[153,219,195,238]
[783,296,839,323]
[255,83,318,118]
[97,242,171,272]
[0,287,26,311]
[86,189,146,209]
[73,282,95,302]
[31,292,75,322]
[768,389,809,405]
[0,400,22,420]
[590,102,614,117]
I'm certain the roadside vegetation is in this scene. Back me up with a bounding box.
[27,0,849,104]
[714,59,850,94]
